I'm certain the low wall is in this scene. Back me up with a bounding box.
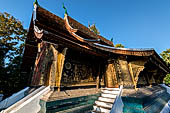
[1,86,50,113]
[160,84,170,113]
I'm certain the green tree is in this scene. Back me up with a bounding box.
[164,74,170,85]
[0,12,26,64]
[115,44,124,48]
[2,56,23,97]
[0,12,27,97]
[88,24,100,35]
[160,49,170,67]
[160,49,170,86]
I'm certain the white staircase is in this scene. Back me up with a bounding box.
[92,86,123,113]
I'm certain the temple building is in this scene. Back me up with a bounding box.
[18,1,170,113]
[21,2,170,90]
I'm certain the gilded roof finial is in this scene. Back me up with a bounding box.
[62,3,68,15]
[34,0,38,5]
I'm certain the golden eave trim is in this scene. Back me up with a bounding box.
[64,14,100,43]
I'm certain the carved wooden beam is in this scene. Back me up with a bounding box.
[150,57,169,73]
[128,63,137,90]
[128,62,145,90]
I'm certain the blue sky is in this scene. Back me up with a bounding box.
[0,0,170,53]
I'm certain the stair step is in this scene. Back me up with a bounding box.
[101,87,120,91]
[98,97,115,103]
[95,101,113,109]
[56,104,93,113]
[93,105,111,113]
[91,111,105,113]
[101,89,119,94]
[101,93,117,99]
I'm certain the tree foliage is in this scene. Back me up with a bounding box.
[164,74,170,85]
[110,38,124,48]
[0,12,26,64]
[160,49,170,86]
[115,44,124,48]
[0,12,27,97]
[160,49,170,67]
[88,24,100,35]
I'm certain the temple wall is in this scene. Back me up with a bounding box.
[61,49,99,86]
[31,41,105,89]
[115,56,147,88]
[30,42,166,89]
[31,42,67,88]
[31,42,54,86]
[137,76,148,85]
[61,61,95,85]
[137,62,167,86]
[153,70,166,84]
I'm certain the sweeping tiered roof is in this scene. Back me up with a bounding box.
[21,3,170,76]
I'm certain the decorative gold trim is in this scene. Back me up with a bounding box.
[64,14,100,43]
[34,25,43,39]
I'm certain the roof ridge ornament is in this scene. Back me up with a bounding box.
[62,3,68,16]
[33,0,44,40]
[34,0,38,5]
[33,2,38,22]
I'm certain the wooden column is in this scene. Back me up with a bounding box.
[45,62,52,86]
[105,63,118,88]
[48,45,58,86]
[149,75,153,86]
[96,65,100,89]
[43,44,58,86]
[56,47,68,91]
[149,73,156,86]
[144,73,150,85]
[118,57,132,86]
[113,59,122,85]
